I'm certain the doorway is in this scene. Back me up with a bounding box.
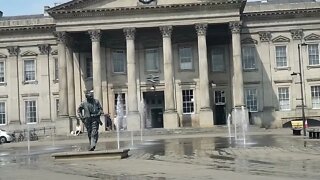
[143,91,164,128]
[214,90,226,125]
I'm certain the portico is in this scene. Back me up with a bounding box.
[47,0,246,132]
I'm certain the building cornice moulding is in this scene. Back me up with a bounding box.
[243,8,320,20]
[47,1,244,19]
[0,25,55,33]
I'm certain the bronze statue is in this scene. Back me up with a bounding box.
[77,90,103,151]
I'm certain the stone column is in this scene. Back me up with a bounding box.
[54,31,70,135]
[38,44,52,121]
[6,46,20,125]
[55,32,69,117]
[124,28,140,130]
[66,38,76,118]
[229,21,244,107]
[160,26,179,128]
[88,30,102,104]
[195,23,214,127]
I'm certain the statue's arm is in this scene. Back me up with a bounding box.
[77,102,84,119]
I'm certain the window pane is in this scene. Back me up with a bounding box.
[24,60,35,81]
[308,44,320,65]
[25,100,37,123]
[54,58,59,80]
[311,86,320,109]
[278,87,290,110]
[245,89,258,112]
[182,90,194,114]
[0,62,4,82]
[276,46,287,67]
[242,46,256,69]
[0,102,5,125]
[112,50,126,73]
[179,47,193,70]
[211,47,225,72]
[145,49,159,71]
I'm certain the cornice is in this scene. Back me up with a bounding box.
[0,24,55,33]
[48,1,244,19]
[243,8,320,20]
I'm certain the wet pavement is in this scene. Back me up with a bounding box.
[1,130,320,179]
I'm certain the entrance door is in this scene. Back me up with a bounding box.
[214,90,226,125]
[143,91,164,128]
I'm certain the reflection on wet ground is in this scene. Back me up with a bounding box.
[1,134,320,179]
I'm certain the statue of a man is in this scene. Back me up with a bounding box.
[77,90,103,151]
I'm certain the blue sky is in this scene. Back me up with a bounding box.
[0,0,69,16]
[0,0,260,17]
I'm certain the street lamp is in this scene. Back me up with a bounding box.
[291,43,307,136]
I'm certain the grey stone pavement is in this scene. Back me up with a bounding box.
[1,126,320,180]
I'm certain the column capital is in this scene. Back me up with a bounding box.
[195,23,208,36]
[229,21,242,34]
[160,26,173,38]
[88,29,101,42]
[123,28,136,40]
[290,29,303,40]
[6,46,20,57]
[54,31,67,44]
[38,44,51,55]
[258,31,271,42]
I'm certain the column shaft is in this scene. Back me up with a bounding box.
[56,32,68,116]
[66,44,76,116]
[89,30,102,103]
[230,22,244,107]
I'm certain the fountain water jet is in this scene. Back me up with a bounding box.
[230,106,249,145]
[116,95,125,149]
[139,98,146,141]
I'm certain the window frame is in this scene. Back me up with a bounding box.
[112,49,126,74]
[211,46,226,72]
[307,43,320,66]
[245,88,258,112]
[241,45,257,70]
[23,58,36,82]
[182,89,195,114]
[144,48,160,72]
[178,45,194,71]
[275,45,288,68]
[311,85,320,109]
[0,101,6,125]
[0,60,6,84]
[24,99,37,124]
[85,57,93,78]
[54,57,59,81]
[278,87,290,111]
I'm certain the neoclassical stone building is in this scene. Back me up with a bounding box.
[0,0,319,134]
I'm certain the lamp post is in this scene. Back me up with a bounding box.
[291,43,307,136]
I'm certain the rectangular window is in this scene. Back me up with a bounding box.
[179,47,193,70]
[242,46,256,70]
[25,100,37,123]
[214,90,226,105]
[112,50,126,73]
[311,86,320,109]
[182,90,194,114]
[86,58,92,78]
[308,44,320,65]
[145,48,159,71]
[24,59,36,81]
[56,99,60,117]
[278,87,290,111]
[0,102,6,125]
[245,89,258,112]
[114,93,126,115]
[0,61,5,83]
[211,47,225,72]
[275,46,287,67]
[54,58,59,80]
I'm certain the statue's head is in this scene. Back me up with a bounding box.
[85,90,94,101]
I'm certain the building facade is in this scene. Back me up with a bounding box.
[0,0,319,134]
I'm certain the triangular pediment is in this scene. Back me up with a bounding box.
[272,35,290,43]
[241,38,258,44]
[20,51,38,57]
[48,0,242,12]
[0,53,7,58]
[51,50,58,55]
[304,33,320,41]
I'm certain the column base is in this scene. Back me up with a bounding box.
[127,112,141,131]
[199,108,214,127]
[55,116,71,135]
[163,111,179,129]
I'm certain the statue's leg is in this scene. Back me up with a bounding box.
[86,121,92,146]
[90,120,99,151]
